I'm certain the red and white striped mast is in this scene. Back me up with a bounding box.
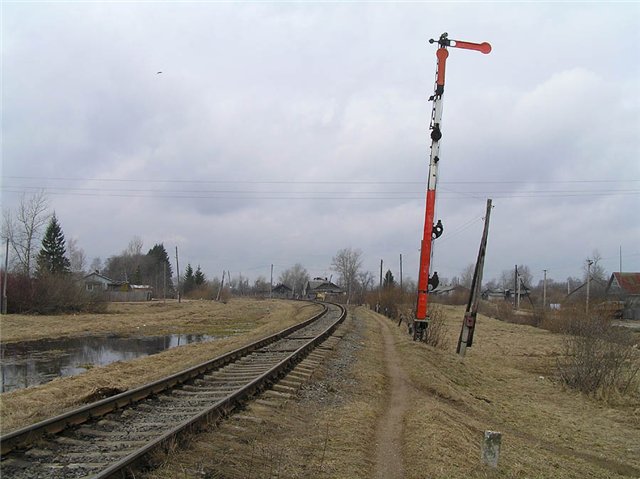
[414,33,491,339]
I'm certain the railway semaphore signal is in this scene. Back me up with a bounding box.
[414,33,491,340]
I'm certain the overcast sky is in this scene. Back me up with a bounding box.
[2,2,639,287]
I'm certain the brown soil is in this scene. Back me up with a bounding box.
[372,312,409,479]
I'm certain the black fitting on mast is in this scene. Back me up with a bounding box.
[431,124,442,142]
[432,220,444,239]
[429,32,451,47]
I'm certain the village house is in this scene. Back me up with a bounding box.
[82,271,153,302]
[303,277,344,301]
[272,283,293,299]
[605,272,640,320]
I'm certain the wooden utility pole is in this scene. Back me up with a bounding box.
[2,238,8,314]
[457,199,493,357]
[378,259,383,311]
[175,246,181,303]
[542,269,547,312]
[270,264,273,298]
[586,260,593,314]
[163,262,167,303]
[216,270,225,301]
[514,264,518,309]
[620,246,622,273]
[399,253,403,293]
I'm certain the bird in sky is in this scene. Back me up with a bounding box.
[156,71,162,74]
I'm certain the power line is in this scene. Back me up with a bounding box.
[4,184,639,195]
[2,187,638,200]
[5,175,640,185]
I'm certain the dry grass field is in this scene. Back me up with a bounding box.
[0,299,323,433]
[398,305,640,478]
[144,304,640,479]
[2,299,639,478]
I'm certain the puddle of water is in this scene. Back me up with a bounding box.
[0,334,215,393]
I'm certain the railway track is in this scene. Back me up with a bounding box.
[0,301,346,479]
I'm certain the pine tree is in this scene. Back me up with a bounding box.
[183,263,195,294]
[146,244,174,296]
[36,213,71,276]
[383,269,395,289]
[194,265,206,286]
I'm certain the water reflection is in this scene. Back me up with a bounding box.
[0,334,215,393]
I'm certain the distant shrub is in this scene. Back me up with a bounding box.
[184,284,215,300]
[423,304,448,349]
[377,287,406,319]
[3,272,106,314]
[557,312,640,400]
[432,290,468,306]
[479,300,542,327]
[3,272,34,313]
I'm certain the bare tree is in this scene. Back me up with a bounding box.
[499,265,533,290]
[331,247,363,303]
[2,191,50,276]
[67,237,87,274]
[353,270,375,304]
[278,263,310,295]
[518,265,533,288]
[357,270,375,292]
[253,276,270,295]
[460,263,475,288]
[584,250,607,282]
[90,257,103,274]
[126,236,143,256]
[499,269,512,290]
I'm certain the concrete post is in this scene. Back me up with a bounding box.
[482,430,502,468]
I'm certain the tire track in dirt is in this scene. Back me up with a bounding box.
[373,313,410,479]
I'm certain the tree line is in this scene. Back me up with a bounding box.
[2,192,612,314]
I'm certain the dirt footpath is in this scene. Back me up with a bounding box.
[372,313,409,479]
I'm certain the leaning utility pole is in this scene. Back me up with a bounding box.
[457,199,493,357]
[216,270,225,301]
[414,33,491,340]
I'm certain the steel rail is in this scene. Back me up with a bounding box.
[0,301,330,456]
[96,302,346,479]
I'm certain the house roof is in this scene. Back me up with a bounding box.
[481,288,505,295]
[273,283,292,292]
[306,279,344,293]
[433,285,468,294]
[83,271,115,283]
[607,272,640,295]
